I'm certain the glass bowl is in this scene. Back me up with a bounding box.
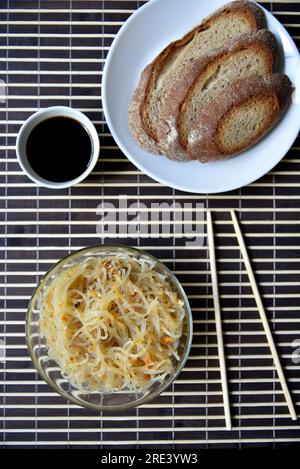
[26,245,193,411]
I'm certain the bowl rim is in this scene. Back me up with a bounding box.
[26,244,193,411]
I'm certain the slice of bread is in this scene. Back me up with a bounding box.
[158,29,278,161]
[187,74,292,162]
[128,0,266,156]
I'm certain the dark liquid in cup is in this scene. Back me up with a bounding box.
[26,116,93,183]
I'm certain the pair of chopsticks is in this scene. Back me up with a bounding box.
[207,210,297,431]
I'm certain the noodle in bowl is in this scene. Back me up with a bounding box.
[26,246,192,410]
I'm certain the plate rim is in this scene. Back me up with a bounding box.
[102,0,300,194]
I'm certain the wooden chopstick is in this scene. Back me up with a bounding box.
[231,210,297,421]
[207,211,232,431]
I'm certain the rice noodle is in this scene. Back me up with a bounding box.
[40,254,185,392]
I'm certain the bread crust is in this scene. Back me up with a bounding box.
[158,29,278,161]
[128,64,161,154]
[187,73,293,162]
[128,0,266,157]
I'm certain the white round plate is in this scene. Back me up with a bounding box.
[102,0,300,194]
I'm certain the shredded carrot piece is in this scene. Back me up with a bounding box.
[142,353,152,365]
[88,290,97,297]
[161,335,174,345]
[130,358,144,367]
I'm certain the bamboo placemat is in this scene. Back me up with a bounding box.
[0,0,300,448]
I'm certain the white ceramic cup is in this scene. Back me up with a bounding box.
[16,106,100,189]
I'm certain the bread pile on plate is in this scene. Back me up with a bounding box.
[128,0,293,163]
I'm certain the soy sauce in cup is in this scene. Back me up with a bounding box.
[16,106,100,189]
[26,116,92,183]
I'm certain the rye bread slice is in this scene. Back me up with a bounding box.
[158,29,278,161]
[128,0,265,156]
[187,73,292,162]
